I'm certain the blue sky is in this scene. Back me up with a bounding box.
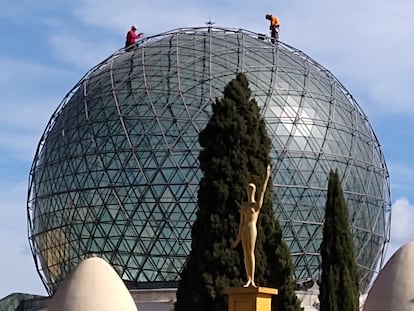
[1,0,414,298]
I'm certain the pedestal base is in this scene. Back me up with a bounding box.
[224,286,278,311]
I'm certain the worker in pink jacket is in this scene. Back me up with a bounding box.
[125,25,143,51]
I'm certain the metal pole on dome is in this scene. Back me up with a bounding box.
[205,18,215,32]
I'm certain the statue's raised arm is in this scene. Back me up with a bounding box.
[257,164,271,210]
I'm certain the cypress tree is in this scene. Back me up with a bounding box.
[319,170,359,311]
[175,73,301,311]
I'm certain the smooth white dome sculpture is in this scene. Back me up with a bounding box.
[363,240,414,311]
[48,256,137,311]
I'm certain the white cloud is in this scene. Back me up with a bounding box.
[387,162,414,197]
[0,181,47,298]
[25,0,414,118]
[384,198,414,262]
[278,0,414,115]
[72,0,245,33]
[0,57,78,161]
[0,234,46,298]
[48,33,120,70]
[389,198,414,242]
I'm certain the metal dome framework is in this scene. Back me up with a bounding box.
[27,26,391,294]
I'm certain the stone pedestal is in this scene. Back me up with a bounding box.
[224,286,278,311]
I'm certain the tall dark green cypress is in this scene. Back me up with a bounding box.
[175,73,301,311]
[319,170,359,311]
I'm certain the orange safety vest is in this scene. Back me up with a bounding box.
[270,16,280,27]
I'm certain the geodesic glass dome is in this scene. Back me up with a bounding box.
[27,26,391,294]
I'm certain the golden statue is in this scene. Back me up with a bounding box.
[232,164,271,288]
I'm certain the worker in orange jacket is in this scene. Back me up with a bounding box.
[265,14,280,43]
